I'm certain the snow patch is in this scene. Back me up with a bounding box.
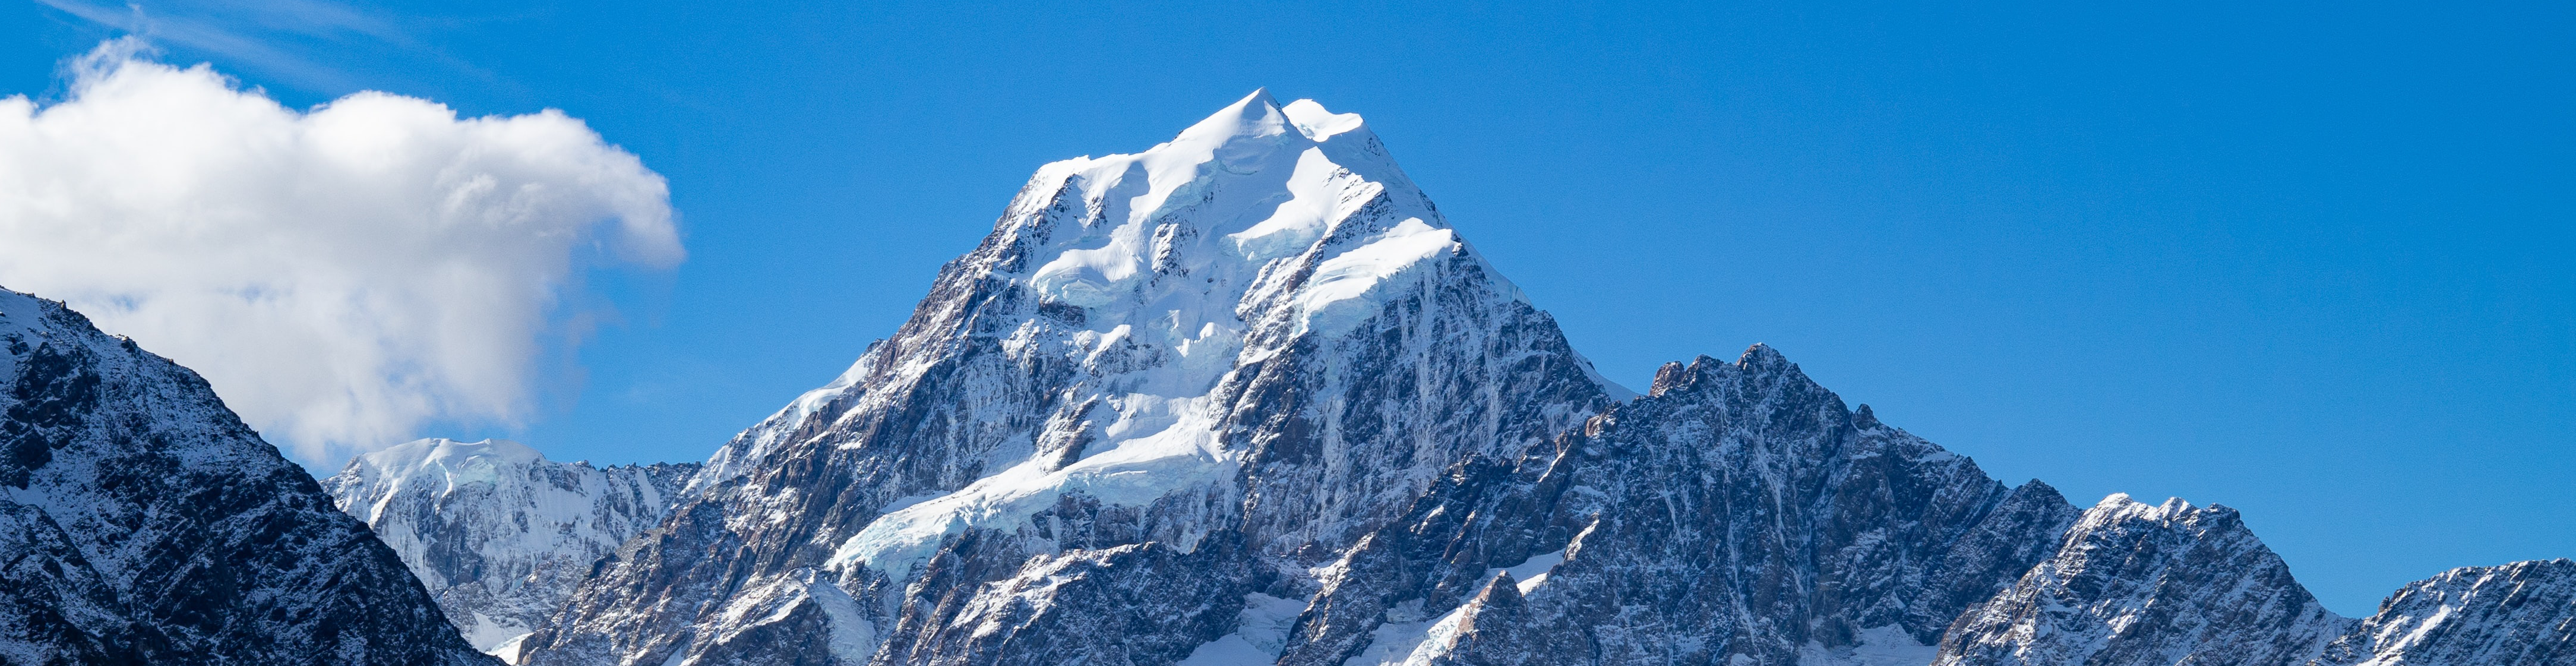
[1797,625,1940,666]
[1294,218,1458,337]
[1282,99,1366,140]
[489,633,533,664]
[827,394,1235,582]
[1177,593,1309,665]
[1341,600,1442,666]
[1344,550,1570,666]
[1493,550,1566,594]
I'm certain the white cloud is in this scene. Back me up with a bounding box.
[0,40,682,463]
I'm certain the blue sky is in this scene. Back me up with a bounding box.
[10,0,2571,614]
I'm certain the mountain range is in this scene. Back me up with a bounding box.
[0,91,2565,665]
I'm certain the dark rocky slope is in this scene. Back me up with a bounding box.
[0,287,495,665]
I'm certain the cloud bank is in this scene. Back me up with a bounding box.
[0,41,682,463]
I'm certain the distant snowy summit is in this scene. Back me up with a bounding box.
[325,438,698,662]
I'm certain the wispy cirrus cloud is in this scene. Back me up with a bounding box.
[33,0,507,96]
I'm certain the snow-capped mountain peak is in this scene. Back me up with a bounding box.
[526,91,1625,666]
[1009,89,1478,333]
[806,91,1556,583]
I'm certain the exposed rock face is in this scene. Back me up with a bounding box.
[1935,495,2352,666]
[1285,349,2080,666]
[0,288,495,665]
[521,90,1620,666]
[325,438,699,659]
[2310,559,2575,666]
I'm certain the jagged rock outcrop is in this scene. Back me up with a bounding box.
[1934,494,2352,666]
[326,438,700,660]
[2310,558,2575,666]
[0,287,495,665]
[1287,349,2081,666]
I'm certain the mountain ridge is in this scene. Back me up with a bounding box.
[0,287,495,665]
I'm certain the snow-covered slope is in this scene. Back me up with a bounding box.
[0,287,494,665]
[325,438,698,660]
[2310,558,2575,666]
[1935,494,2352,666]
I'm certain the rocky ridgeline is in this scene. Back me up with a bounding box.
[1934,495,2350,666]
[2309,559,2575,666]
[0,288,494,665]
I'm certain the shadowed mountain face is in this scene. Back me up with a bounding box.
[0,288,496,665]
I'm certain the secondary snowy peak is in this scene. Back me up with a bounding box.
[0,288,493,664]
[2311,558,2576,666]
[1282,346,2078,666]
[326,438,698,658]
[525,91,1622,666]
[1936,494,2351,666]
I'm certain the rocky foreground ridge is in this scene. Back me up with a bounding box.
[0,288,494,665]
